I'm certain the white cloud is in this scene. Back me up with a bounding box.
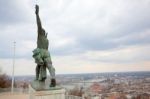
[82,44,150,63]
[0,0,150,75]
[0,58,35,76]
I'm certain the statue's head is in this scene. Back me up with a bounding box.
[33,48,44,65]
[42,28,45,33]
[42,28,48,37]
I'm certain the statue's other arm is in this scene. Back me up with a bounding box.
[35,5,42,34]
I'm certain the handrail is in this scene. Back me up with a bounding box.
[65,95,82,99]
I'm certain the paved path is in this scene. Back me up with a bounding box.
[0,92,29,99]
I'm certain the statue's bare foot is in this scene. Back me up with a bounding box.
[50,79,56,87]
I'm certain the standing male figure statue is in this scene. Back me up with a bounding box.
[32,5,56,87]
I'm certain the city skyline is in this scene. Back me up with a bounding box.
[0,0,150,75]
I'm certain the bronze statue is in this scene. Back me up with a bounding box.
[32,5,56,87]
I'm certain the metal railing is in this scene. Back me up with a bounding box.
[65,95,82,99]
[0,88,28,93]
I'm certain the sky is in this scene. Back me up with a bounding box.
[0,0,150,76]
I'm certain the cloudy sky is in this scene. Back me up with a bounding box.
[0,0,150,76]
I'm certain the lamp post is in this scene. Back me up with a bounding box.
[11,41,16,93]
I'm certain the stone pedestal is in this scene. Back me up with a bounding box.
[29,84,66,99]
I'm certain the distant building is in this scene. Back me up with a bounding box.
[89,83,103,94]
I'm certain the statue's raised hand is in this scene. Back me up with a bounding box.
[35,5,39,14]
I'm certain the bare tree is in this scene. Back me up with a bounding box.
[0,74,11,88]
[68,86,84,97]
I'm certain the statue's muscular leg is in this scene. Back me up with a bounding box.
[35,65,40,80]
[36,64,47,82]
[46,63,56,87]
[39,64,47,82]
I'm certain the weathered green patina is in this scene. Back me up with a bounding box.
[32,5,56,88]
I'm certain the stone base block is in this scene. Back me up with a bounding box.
[29,84,66,99]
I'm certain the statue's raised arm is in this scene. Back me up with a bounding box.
[35,5,45,35]
[35,5,48,49]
